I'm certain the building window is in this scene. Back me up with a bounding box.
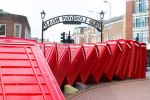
[133,17,136,28]
[95,37,99,42]
[136,17,140,27]
[133,31,149,43]
[14,23,22,37]
[0,24,6,36]
[25,27,30,38]
[136,0,147,13]
[142,32,148,42]
[76,37,80,44]
[133,15,148,28]
[104,36,107,41]
[84,34,89,43]
[145,17,148,27]
[116,34,121,40]
[109,36,112,40]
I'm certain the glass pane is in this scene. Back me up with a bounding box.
[14,24,21,37]
[0,25,6,35]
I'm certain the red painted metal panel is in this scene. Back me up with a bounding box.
[37,42,45,55]
[66,44,85,85]
[103,40,122,81]
[115,39,132,80]
[127,40,140,78]
[138,42,147,78]
[0,38,64,100]
[79,44,98,83]
[32,45,65,100]
[44,43,57,72]
[53,44,70,86]
[0,37,37,44]
[91,42,111,83]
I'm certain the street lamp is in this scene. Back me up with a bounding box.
[100,10,104,42]
[100,11,104,20]
[41,10,46,43]
[88,10,104,42]
[104,0,111,40]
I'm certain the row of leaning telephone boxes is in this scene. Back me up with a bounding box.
[0,37,146,100]
[41,39,147,87]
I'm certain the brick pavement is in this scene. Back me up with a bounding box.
[66,79,150,100]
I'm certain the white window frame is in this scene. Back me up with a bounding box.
[14,23,22,38]
[76,36,80,44]
[25,27,30,38]
[0,24,6,37]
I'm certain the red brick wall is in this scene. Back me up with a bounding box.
[0,19,14,37]
[103,19,124,41]
[0,14,30,38]
[111,21,123,37]
[125,0,135,40]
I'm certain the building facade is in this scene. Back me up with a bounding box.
[72,26,101,44]
[126,0,149,43]
[0,9,31,39]
[103,15,125,41]
[72,27,86,44]
[73,0,149,44]
[126,0,150,66]
[72,15,125,44]
[72,0,150,66]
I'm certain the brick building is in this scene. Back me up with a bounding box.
[126,0,150,66]
[72,15,125,44]
[72,27,86,44]
[103,15,125,41]
[72,26,101,44]
[72,0,150,66]
[73,0,149,44]
[0,9,31,38]
[126,0,149,43]
[84,27,101,43]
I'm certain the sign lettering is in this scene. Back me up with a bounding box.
[43,15,102,32]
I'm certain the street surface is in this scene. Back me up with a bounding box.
[66,72,150,100]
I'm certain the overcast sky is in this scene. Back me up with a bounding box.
[1,0,126,42]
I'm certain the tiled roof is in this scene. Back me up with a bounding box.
[104,15,124,24]
[0,9,10,14]
[0,9,31,30]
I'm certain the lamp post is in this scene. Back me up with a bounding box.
[100,10,104,42]
[88,11,104,42]
[41,10,46,43]
[104,0,111,40]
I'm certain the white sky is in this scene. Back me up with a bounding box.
[0,0,126,42]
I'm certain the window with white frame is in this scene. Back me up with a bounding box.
[85,34,89,43]
[0,24,6,36]
[133,31,149,43]
[14,23,22,37]
[109,36,112,40]
[136,0,147,13]
[142,32,148,42]
[76,37,80,44]
[25,27,30,38]
[104,36,106,41]
[133,15,148,28]
[95,37,99,42]
[133,17,136,28]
